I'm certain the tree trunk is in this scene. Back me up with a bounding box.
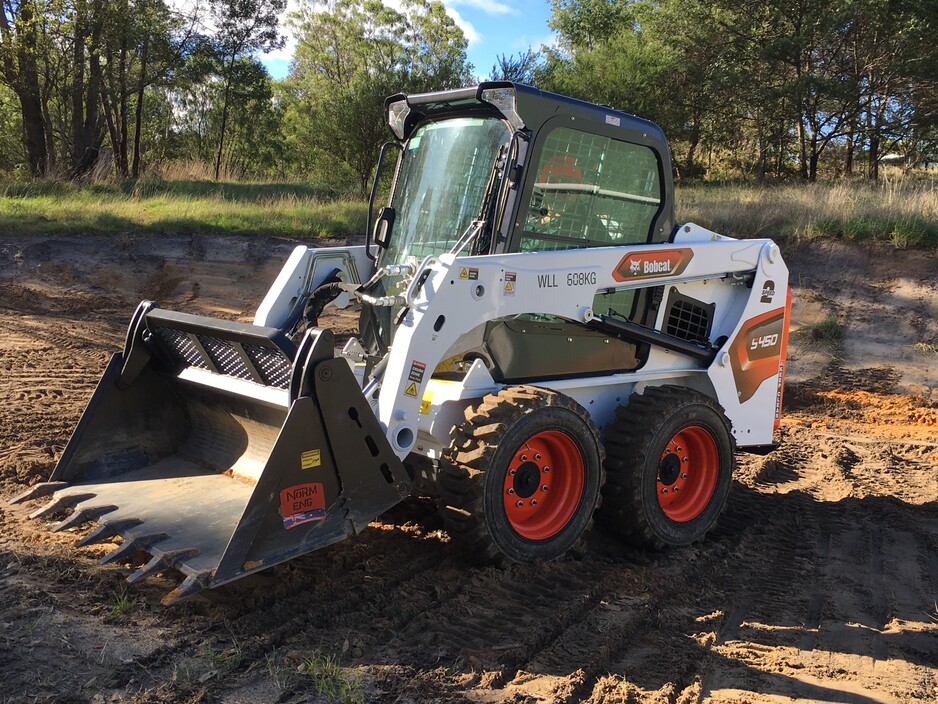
[117,21,129,176]
[80,2,105,175]
[71,0,87,171]
[15,1,48,175]
[844,129,854,177]
[131,35,149,178]
[214,56,235,180]
[18,87,47,176]
[797,116,810,180]
[868,133,880,180]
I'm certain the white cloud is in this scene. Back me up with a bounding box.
[385,0,481,46]
[442,5,481,45]
[448,0,516,15]
[260,0,302,61]
[512,31,558,53]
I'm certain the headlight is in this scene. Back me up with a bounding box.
[387,99,411,140]
[481,87,523,131]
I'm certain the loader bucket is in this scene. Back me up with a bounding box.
[11,302,409,603]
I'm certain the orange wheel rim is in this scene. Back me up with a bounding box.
[502,430,585,540]
[657,425,719,522]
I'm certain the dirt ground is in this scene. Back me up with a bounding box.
[0,233,935,704]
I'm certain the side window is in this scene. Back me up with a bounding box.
[520,127,662,251]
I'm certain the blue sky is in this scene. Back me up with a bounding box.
[259,0,556,81]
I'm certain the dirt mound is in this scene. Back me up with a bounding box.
[0,235,936,703]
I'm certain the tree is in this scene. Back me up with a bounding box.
[209,0,285,179]
[0,0,49,175]
[284,0,472,194]
[489,49,542,84]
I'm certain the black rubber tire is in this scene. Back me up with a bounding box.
[438,386,604,564]
[598,385,735,549]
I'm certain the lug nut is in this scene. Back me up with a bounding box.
[516,501,524,507]
[661,488,668,494]
[543,467,550,473]
[535,454,541,460]
[683,457,689,463]
[531,499,538,506]
[681,472,687,479]
[673,486,679,492]
[509,469,516,475]
[521,454,527,461]
[541,485,549,492]
[676,446,682,452]
[507,488,514,495]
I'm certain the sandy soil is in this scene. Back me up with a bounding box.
[0,234,935,704]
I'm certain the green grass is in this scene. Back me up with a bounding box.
[264,649,363,703]
[3,174,936,246]
[677,177,938,249]
[0,179,367,238]
[108,585,133,617]
[298,651,363,703]
[793,315,844,347]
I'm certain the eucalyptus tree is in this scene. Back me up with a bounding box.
[284,0,472,194]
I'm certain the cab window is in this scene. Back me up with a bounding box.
[520,127,662,252]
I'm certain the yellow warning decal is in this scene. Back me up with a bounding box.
[459,268,469,279]
[405,381,418,397]
[504,271,516,296]
[420,390,434,414]
[300,449,321,469]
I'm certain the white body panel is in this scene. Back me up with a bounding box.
[373,224,789,457]
[254,245,373,328]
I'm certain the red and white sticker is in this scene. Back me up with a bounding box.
[613,248,694,282]
[280,483,326,529]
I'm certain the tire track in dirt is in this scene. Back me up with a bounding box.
[381,559,636,673]
[798,520,830,653]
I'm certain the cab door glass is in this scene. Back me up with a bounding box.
[521,127,662,251]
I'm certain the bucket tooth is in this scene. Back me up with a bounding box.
[161,572,209,606]
[127,548,200,585]
[99,533,168,565]
[51,505,118,533]
[75,518,143,547]
[10,482,68,505]
[28,493,96,520]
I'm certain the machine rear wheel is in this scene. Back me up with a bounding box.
[598,385,735,549]
[438,386,603,563]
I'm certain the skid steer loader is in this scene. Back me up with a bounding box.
[12,83,791,603]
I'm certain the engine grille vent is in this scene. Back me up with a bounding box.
[665,289,714,344]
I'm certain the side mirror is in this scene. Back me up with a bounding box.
[366,141,402,261]
[373,206,396,249]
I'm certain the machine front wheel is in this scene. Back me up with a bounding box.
[598,385,735,549]
[438,386,604,563]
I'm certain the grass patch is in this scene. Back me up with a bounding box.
[108,585,133,618]
[677,178,938,249]
[265,649,363,703]
[793,315,844,347]
[912,341,938,355]
[298,651,363,704]
[0,178,366,238]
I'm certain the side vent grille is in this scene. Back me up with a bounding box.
[665,288,714,344]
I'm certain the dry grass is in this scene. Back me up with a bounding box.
[677,176,938,249]
[2,173,936,246]
[0,179,366,238]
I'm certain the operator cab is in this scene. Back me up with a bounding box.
[366,83,678,382]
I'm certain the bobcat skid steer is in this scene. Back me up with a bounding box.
[12,83,791,603]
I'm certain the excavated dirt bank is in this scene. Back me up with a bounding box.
[0,234,935,703]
